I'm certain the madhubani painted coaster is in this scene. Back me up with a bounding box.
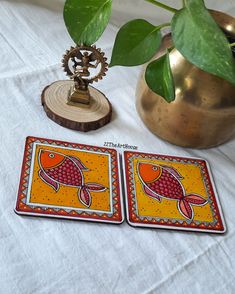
[15,137,124,224]
[123,151,226,233]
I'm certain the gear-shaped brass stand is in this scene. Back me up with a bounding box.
[41,45,112,132]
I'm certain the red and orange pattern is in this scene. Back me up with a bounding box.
[124,151,225,233]
[16,137,123,224]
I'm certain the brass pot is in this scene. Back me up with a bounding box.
[136,11,235,148]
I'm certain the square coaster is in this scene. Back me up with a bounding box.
[123,151,226,233]
[15,137,124,224]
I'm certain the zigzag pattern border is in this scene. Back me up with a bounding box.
[16,137,123,223]
[124,151,224,232]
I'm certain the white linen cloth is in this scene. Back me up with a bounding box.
[0,1,235,293]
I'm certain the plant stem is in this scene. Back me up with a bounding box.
[230,42,235,47]
[144,0,178,13]
[159,22,171,29]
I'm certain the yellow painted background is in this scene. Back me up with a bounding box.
[133,158,213,222]
[29,145,111,212]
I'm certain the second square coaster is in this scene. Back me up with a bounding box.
[123,151,226,233]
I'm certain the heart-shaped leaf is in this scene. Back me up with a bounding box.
[145,50,175,103]
[172,0,235,85]
[110,19,162,67]
[64,0,112,46]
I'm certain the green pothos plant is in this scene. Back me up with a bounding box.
[63,0,235,102]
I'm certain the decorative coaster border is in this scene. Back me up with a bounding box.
[15,136,124,224]
[123,151,226,233]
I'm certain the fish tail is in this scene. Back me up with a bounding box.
[85,183,106,192]
[178,199,193,220]
[184,194,208,206]
[78,183,106,208]
[78,186,91,208]
[178,194,207,220]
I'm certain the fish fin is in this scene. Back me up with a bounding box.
[178,199,194,220]
[143,185,161,202]
[69,156,88,171]
[184,194,208,206]
[160,165,183,180]
[38,170,59,192]
[79,186,91,208]
[85,183,106,192]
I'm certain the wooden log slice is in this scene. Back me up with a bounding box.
[41,80,112,132]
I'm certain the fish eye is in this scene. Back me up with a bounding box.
[49,154,54,158]
[152,166,158,171]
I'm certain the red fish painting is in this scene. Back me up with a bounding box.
[138,163,208,220]
[38,149,106,208]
